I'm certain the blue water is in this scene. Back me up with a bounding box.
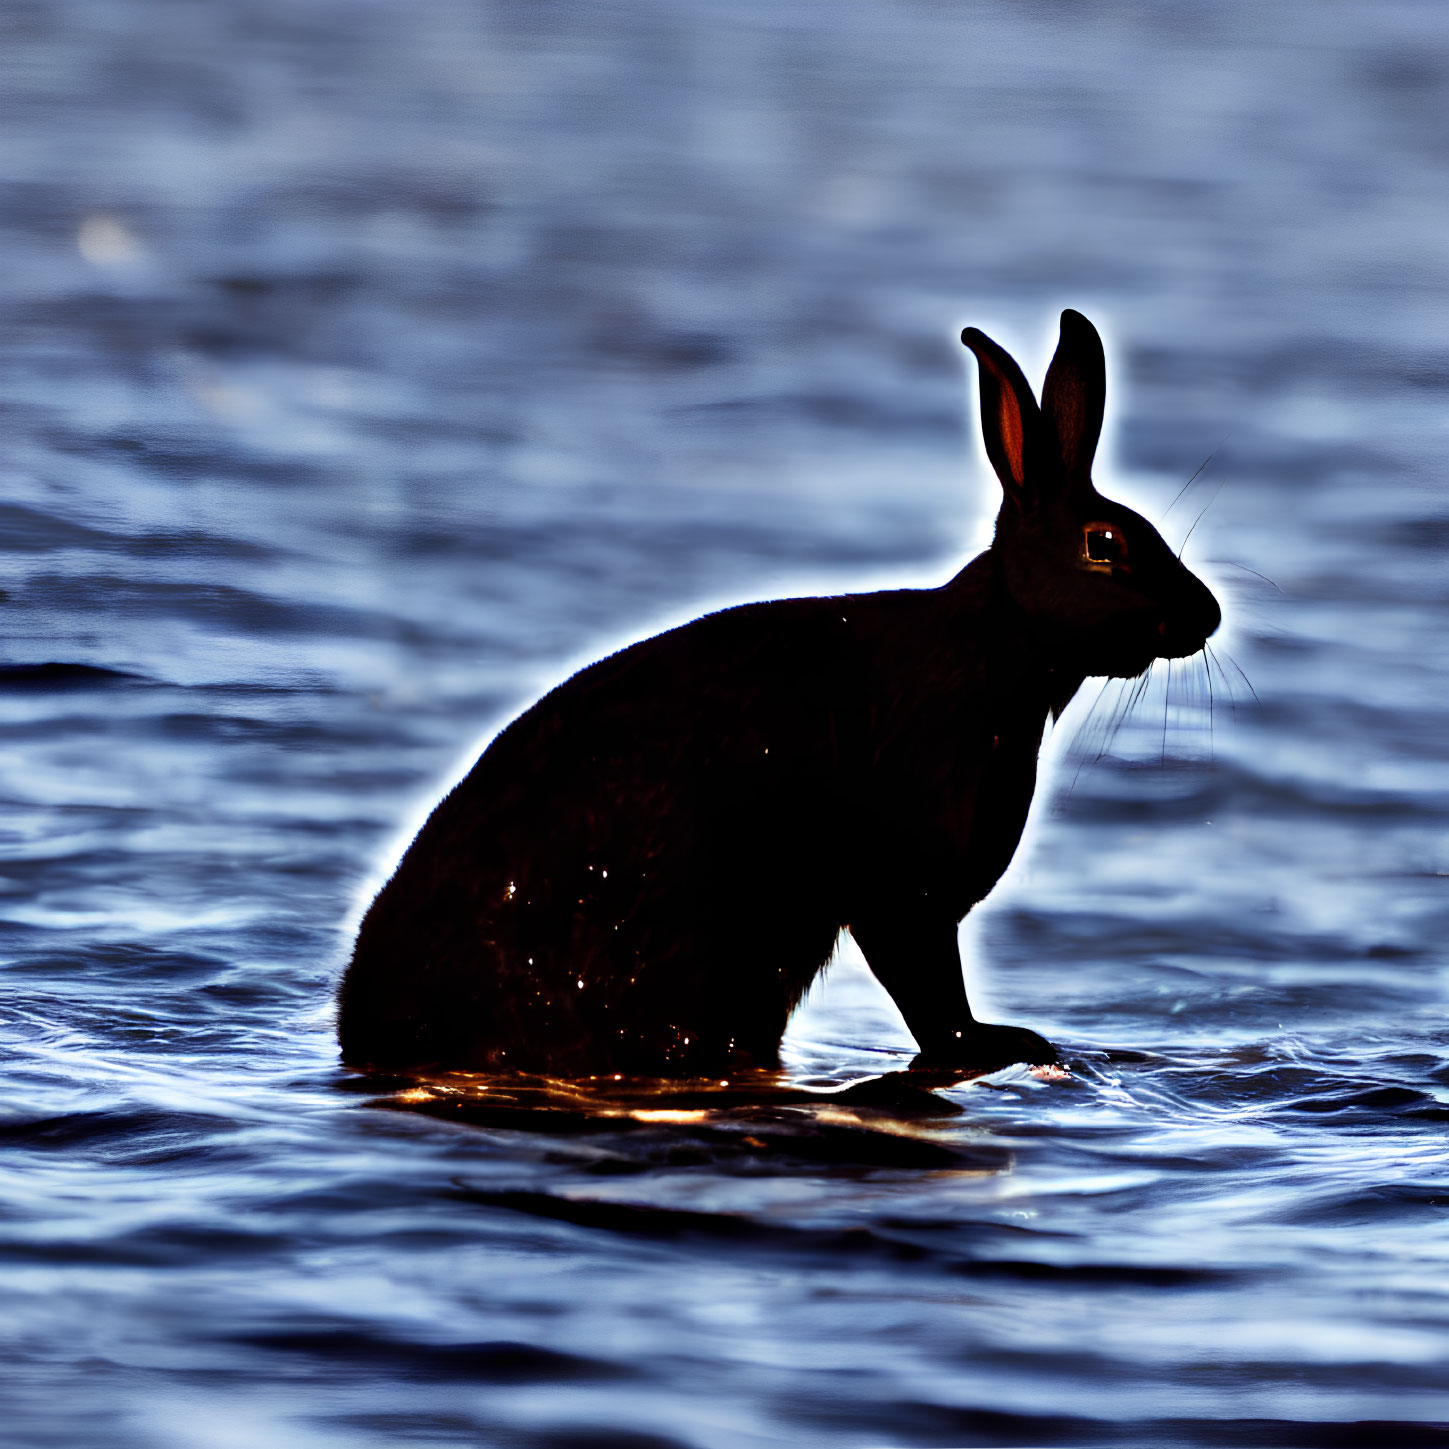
[2,3,1448,1445]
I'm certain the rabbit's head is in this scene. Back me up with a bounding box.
[961,309,1220,680]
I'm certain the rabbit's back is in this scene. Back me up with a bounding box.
[341,594,874,1071]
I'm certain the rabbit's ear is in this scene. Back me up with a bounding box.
[1041,308,1105,488]
[960,326,1048,508]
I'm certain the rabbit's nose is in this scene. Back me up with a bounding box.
[1156,581,1221,658]
[1195,585,1223,641]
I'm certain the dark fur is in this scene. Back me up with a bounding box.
[338,310,1220,1076]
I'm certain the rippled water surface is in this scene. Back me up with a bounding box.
[2,3,1448,1445]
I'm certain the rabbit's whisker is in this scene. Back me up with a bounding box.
[1162,430,1232,521]
[1203,643,1235,714]
[1098,664,1154,763]
[1099,675,1141,758]
[1072,648,1224,783]
[1220,648,1260,706]
[1065,678,1121,793]
[1213,559,1282,591]
[1064,660,1158,799]
[1072,677,1116,751]
[1177,474,1230,559]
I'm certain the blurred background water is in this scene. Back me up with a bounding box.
[1,2,1448,1446]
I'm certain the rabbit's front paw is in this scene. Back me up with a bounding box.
[910,1023,1058,1074]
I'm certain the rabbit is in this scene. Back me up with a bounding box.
[337,309,1221,1078]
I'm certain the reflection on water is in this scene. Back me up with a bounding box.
[2,2,1448,1446]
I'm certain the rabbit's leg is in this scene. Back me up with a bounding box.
[850,912,1056,1070]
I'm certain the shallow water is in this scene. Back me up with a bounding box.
[2,2,1448,1446]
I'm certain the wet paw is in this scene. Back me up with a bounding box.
[910,1023,1058,1075]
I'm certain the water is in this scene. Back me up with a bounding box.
[2,2,1448,1445]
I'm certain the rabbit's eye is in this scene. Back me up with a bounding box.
[1082,523,1128,571]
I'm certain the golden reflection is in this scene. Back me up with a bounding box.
[1030,1063,1071,1082]
[359,1061,1022,1182]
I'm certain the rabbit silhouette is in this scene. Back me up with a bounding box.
[338,309,1220,1077]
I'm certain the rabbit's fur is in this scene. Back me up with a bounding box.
[338,310,1220,1076]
